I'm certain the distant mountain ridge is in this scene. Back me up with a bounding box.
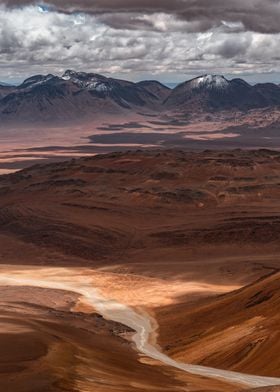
[1,71,280,124]
[164,74,280,112]
[0,70,170,123]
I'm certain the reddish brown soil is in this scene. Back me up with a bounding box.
[157,272,280,377]
[0,149,280,391]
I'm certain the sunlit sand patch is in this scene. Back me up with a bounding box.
[87,270,241,308]
[0,157,48,163]
[0,151,95,160]
[184,133,239,140]
[89,143,159,148]
[0,168,17,175]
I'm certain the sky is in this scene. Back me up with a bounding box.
[1,1,280,84]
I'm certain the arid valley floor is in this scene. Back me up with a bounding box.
[0,149,279,391]
[2,105,280,176]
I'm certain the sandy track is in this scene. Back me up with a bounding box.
[0,266,280,389]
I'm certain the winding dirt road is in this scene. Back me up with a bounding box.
[0,266,280,389]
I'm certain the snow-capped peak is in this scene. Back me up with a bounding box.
[62,70,88,81]
[189,75,229,90]
[62,70,111,93]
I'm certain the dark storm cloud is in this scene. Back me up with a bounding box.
[2,0,280,34]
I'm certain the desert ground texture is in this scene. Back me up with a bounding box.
[0,149,279,391]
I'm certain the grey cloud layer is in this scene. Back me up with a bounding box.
[3,0,280,33]
[0,3,280,82]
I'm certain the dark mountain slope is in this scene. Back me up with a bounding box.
[164,75,280,112]
[136,80,171,101]
[2,72,280,123]
[0,70,165,123]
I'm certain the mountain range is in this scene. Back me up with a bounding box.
[1,71,280,123]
